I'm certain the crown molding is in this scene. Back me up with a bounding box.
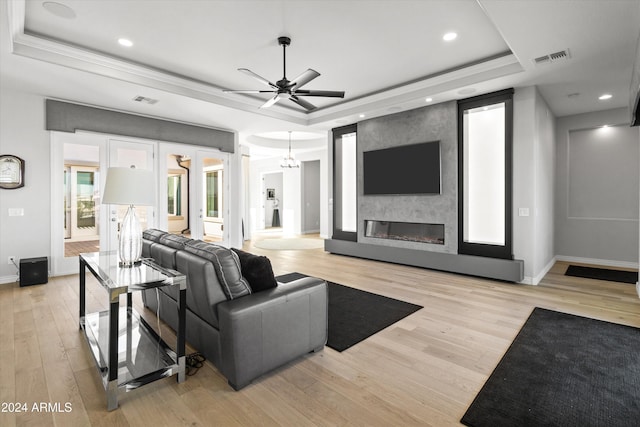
[7,0,524,128]
[307,53,523,125]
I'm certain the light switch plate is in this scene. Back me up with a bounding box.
[518,208,530,217]
[8,208,24,216]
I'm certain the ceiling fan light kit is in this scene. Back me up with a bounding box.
[223,36,345,111]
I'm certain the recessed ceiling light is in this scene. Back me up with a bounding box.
[118,38,133,47]
[42,2,76,19]
[425,97,433,102]
[598,94,612,100]
[443,32,458,42]
[359,114,366,118]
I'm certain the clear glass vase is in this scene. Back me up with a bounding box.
[119,205,142,267]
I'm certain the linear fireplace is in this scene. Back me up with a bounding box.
[364,220,445,245]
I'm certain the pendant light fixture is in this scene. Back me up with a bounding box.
[280,131,300,168]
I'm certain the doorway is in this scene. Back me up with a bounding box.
[52,132,155,275]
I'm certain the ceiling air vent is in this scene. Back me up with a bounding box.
[532,49,571,66]
[132,95,158,105]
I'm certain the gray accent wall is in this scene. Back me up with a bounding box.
[555,108,639,265]
[357,101,458,253]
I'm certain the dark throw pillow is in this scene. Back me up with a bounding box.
[184,241,251,300]
[143,228,168,242]
[231,248,278,293]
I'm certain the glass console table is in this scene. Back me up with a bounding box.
[79,252,186,411]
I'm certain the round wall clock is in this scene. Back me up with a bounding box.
[0,155,25,189]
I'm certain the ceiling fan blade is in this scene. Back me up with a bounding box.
[294,90,345,98]
[290,95,317,111]
[238,68,278,88]
[222,89,276,94]
[260,94,282,109]
[288,69,320,89]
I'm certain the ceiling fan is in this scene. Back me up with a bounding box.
[223,36,345,111]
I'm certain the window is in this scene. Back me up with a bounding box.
[332,124,357,241]
[458,89,513,259]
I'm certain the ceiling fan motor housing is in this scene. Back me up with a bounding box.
[223,35,344,111]
[278,36,291,47]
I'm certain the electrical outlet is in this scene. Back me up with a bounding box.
[8,256,15,265]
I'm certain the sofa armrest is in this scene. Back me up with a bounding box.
[217,277,328,389]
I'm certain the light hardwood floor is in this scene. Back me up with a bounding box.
[1,237,639,426]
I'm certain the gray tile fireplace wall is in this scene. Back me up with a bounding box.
[357,101,458,253]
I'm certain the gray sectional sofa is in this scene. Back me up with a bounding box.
[140,229,328,390]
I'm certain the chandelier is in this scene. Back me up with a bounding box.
[280,131,300,168]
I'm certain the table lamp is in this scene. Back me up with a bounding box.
[102,166,155,267]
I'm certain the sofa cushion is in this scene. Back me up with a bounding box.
[159,233,192,249]
[143,228,168,242]
[231,248,278,293]
[185,241,251,300]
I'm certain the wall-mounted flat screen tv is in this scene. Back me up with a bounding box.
[363,141,441,195]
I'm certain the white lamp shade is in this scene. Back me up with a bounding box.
[102,167,155,206]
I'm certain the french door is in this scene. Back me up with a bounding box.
[51,132,156,275]
[157,144,229,245]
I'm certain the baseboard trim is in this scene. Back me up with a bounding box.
[301,229,320,235]
[555,255,639,270]
[521,256,558,286]
[0,275,18,285]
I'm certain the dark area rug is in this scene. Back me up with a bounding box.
[565,265,638,284]
[277,272,422,352]
[461,307,640,427]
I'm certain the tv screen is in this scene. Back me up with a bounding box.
[363,141,441,195]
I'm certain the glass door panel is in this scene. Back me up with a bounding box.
[202,157,224,243]
[63,142,101,258]
[74,169,98,231]
[165,153,190,236]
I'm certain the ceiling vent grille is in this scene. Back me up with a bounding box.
[533,49,571,66]
[133,95,158,105]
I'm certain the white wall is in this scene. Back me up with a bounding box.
[513,86,557,284]
[534,89,556,281]
[0,85,52,283]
